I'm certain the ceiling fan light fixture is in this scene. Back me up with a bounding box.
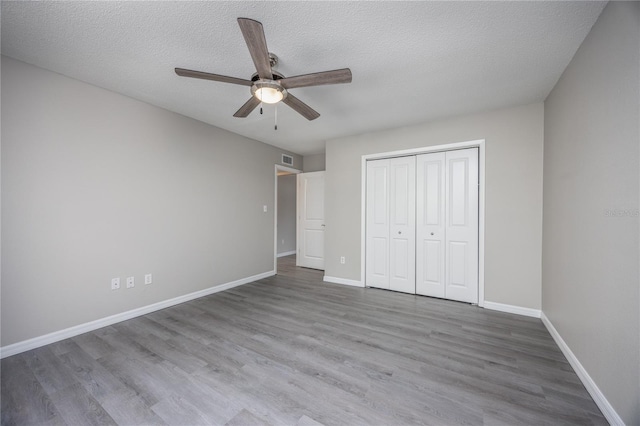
[252,80,287,104]
[256,87,282,103]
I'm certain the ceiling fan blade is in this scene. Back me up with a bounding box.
[237,18,272,80]
[282,94,320,121]
[175,68,252,86]
[279,68,352,89]
[233,96,261,118]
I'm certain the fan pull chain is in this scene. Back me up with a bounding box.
[260,101,263,115]
[274,104,278,130]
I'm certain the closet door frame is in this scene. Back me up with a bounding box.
[360,139,486,307]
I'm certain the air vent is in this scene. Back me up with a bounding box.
[282,154,293,166]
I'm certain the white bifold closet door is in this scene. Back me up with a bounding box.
[416,148,478,303]
[365,156,415,292]
[366,148,478,304]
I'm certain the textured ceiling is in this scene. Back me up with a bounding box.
[1,1,605,156]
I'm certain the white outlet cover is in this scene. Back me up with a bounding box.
[111,277,120,290]
[126,276,135,288]
[144,274,152,285]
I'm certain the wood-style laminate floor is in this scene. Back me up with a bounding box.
[2,256,605,425]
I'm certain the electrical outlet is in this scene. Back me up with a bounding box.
[340,256,346,264]
[263,205,268,213]
[144,274,152,285]
[111,278,120,290]
[126,276,135,288]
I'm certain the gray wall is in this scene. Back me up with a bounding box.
[1,56,301,347]
[277,174,296,255]
[325,103,544,309]
[303,153,326,172]
[542,2,639,423]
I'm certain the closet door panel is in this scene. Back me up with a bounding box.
[445,148,479,303]
[389,156,416,294]
[416,152,446,297]
[366,159,390,289]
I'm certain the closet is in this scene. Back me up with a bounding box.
[365,147,478,303]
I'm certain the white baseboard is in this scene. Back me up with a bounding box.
[541,312,623,425]
[277,250,296,258]
[323,275,364,287]
[483,301,541,318]
[0,270,275,359]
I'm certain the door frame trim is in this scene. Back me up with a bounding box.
[274,164,302,272]
[360,139,486,307]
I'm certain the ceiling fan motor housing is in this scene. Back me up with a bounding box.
[250,69,284,82]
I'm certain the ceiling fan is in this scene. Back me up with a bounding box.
[175,18,352,121]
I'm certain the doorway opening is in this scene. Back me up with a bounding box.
[274,165,301,274]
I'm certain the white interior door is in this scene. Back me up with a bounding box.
[366,159,390,289]
[297,171,325,270]
[416,152,446,298]
[445,148,478,303]
[389,157,416,293]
